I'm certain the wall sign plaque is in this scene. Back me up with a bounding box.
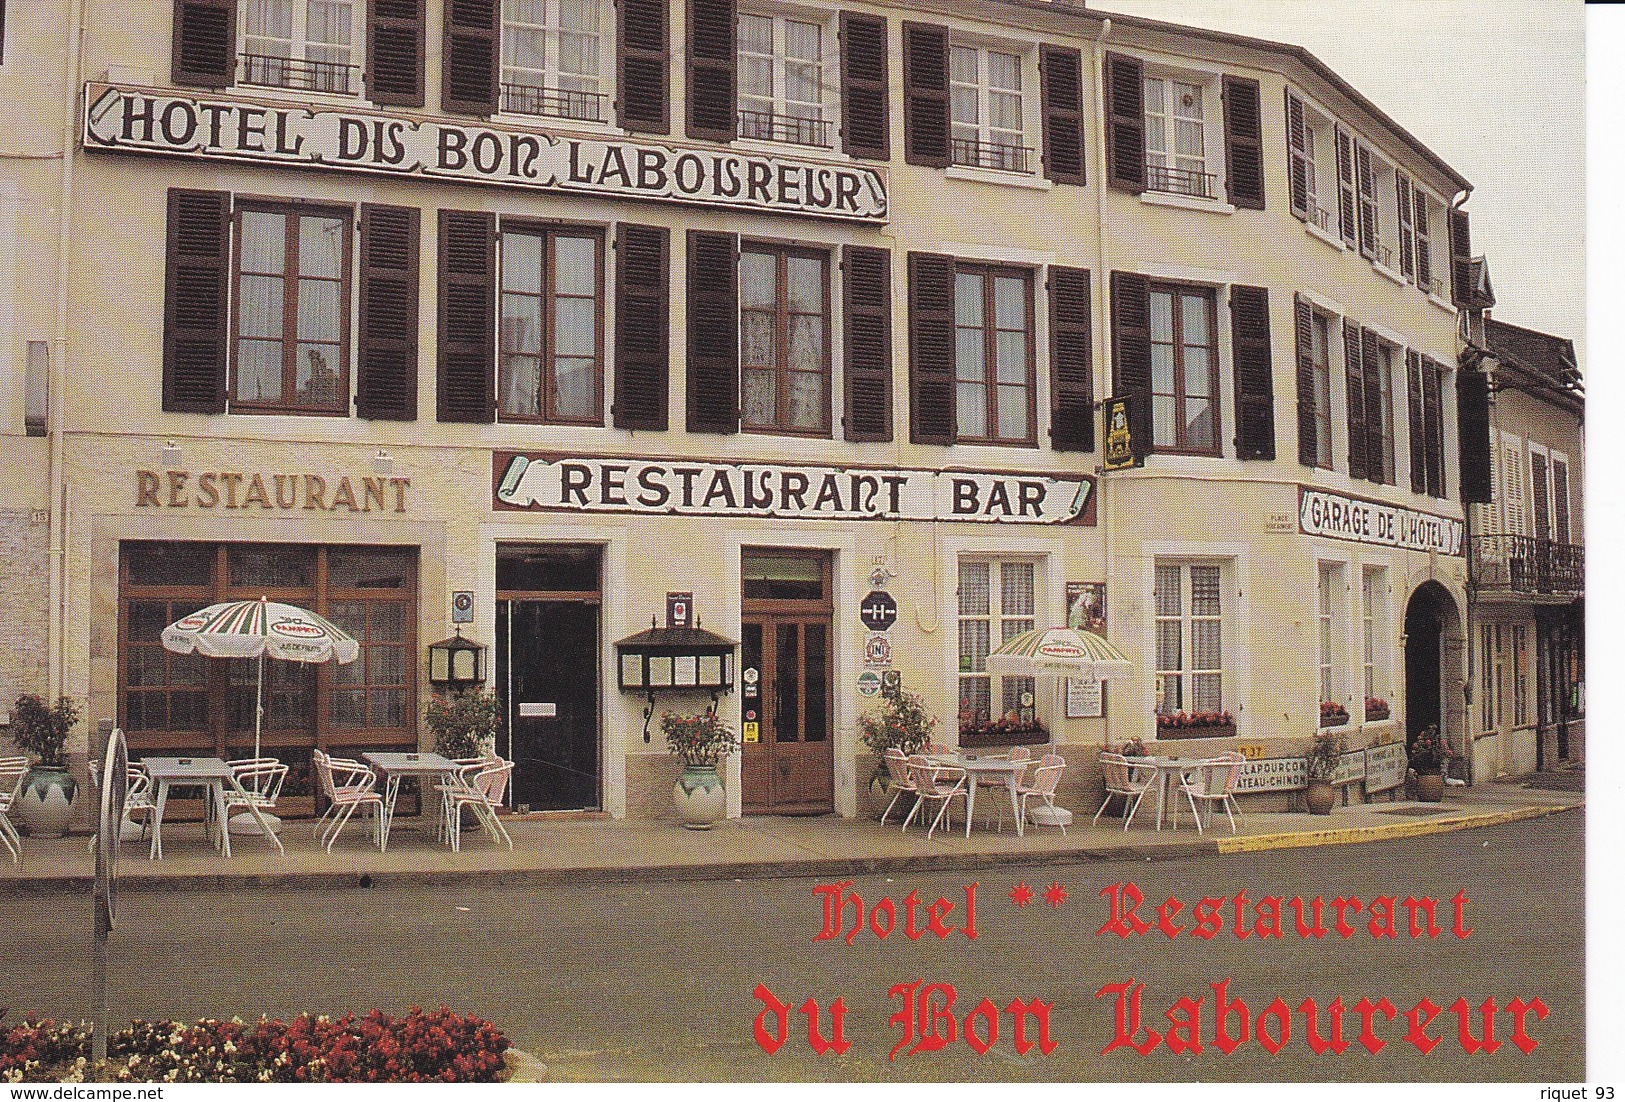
[1298,486,1464,555]
[84,84,888,222]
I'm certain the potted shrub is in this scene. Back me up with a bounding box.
[663,708,739,830]
[859,683,938,816]
[424,689,504,760]
[10,694,81,837]
[1304,728,1345,815]
[1409,724,1451,802]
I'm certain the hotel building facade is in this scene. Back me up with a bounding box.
[0,0,1528,820]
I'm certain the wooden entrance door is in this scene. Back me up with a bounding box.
[740,552,833,814]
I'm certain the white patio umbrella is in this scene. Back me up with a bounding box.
[985,626,1133,679]
[162,597,359,830]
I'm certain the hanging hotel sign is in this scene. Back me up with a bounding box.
[1101,395,1144,471]
[494,453,1096,525]
[82,84,888,222]
[1297,486,1464,556]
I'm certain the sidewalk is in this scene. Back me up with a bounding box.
[2,780,1582,893]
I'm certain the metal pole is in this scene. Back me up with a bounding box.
[91,719,112,1065]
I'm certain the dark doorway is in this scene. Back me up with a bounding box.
[740,550,834,814]
[497,546,601,811]
[1404,582,1449,751]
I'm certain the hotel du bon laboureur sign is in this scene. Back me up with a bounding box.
[82,84,888,222]
[495,453,1096,526]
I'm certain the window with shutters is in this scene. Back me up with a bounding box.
[232,202,351,414]
[1551,453,1572,544]
[737,11,831,148]
[1142,71,1215,199]
[1370,339,1396,485]
[238,0,366,94]
[1512,622,1529,728]
[949,44,1032,173]
[1361,566,1388,714]
[954,264,1034,445]
[1149,283,1218,455]
[1478,623,1497,733]
[499,0,608,121]
[1288,92,1338,236]
[499,225,603,424]
[1368,152,1402,275]
[957,558,1038,732]
[740,244,830,435]
[1498,431,1526,536]
[1309,309,1334,469]
[1154,562,1226,718]
[1317,562,1342,715]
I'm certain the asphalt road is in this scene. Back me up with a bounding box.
[0,811,1584,1082]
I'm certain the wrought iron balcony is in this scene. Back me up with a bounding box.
[501,83,606,122]
[737,109,832,148]
[240,53,358,95]
[949,137,1033,174]
[1469,533,1584,598]
[1145,163,1216,200]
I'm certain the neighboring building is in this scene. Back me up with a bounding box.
[1,0,1513,821]
[1462,311,1584,778]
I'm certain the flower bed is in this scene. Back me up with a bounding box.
[2,1007,509,1083]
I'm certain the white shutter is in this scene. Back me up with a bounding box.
[1500,431,1525,536]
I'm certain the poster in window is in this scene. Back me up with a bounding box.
[1066,582,1107,635]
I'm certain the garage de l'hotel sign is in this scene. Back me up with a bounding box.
[83,84,887,221]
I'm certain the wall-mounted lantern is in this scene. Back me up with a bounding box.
[428,628,488,688]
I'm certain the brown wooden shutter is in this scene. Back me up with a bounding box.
[1343,320,1366,481]
[1221,75,1264,210]
[1039,45,1085,186]
[1104,52,1145,192]
[1293,294,1317,467]
[685,230,738,433]
[1531,450,1550,540]
[356,204,420,420]
[172,0,236,88]
[1229,284,1274,460]
[436,210,495,423]
[1361,326,1384,483]
[1048,266,1093,451]
[1285,89,1309,221]
[842,245,892,442]
[1355,143,1377,260]
[162,188,230,413]
[1109,271,1153,449]
[1552,458,1571,543]
[1456,366,1492,504]
[613,223,670,430]
[1396,174,1415,282]
[442,0,498,115]
[907,252,955,444]
[1413,190,1433,292]
[618,0,670,133]
[1422,358,1444,497]
[902,22,949,168]
[1449,207,1473,306]
[686,0,735,142]
[840,12,889,160]
[367,0,424,106]
[1406,349,1426,494]
[1334,125,1357,248]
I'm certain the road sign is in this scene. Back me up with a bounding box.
[857,671,882,696]
[859,590,898,631]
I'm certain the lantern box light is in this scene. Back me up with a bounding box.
[428,631,488,687]
[615,625,736,693]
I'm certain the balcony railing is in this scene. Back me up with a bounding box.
[737,109,832,148]
[240,53,358,95]
[1469,533,1584,598]
[1145,163,1216,200]
[501,83,606,122]
[950,137,1033,174]
[1307,200,1334,233]
[1374,242,1394,269]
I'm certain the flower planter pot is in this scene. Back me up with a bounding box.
[1305,779,1336,815]
[17,764,78,837]
[1156,722,1237,741]
[1414,771,1445,803]
[673,763,726,829]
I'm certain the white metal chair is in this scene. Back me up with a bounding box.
[122,766,157,845]
[879,748,918,826]
[311,750,384,853]
[0,756,29,865]
[443,760,514,853]
[433,753,502,840]
[901,755,967,840]
[225,758,288,815]
[979,746,1032,832]
[1174,752,1245,834]
[1017,756,1070,835]
[1093,751,1158,832]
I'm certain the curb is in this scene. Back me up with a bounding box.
[3,803,1577,894]
[503,1048,548,1083]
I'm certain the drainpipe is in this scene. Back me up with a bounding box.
[48,0,86,713]
[1090,18,1113,746]
[1448,186,1474,783]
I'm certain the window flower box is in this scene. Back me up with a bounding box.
[959,717,1048,749]
[1320,701,1350,727]
[1364,698,1391,722]
[1155,710,1235,740]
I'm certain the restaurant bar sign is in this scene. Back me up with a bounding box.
[494,453,1096,525]
[1298,486,1464,556]
[82,84,888,222]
